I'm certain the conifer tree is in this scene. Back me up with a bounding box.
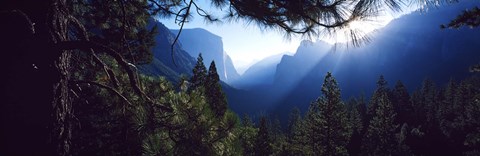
[205,61,228,117]
[448,79,476,154]
[362,92,398,156]
[303,101,319,155]
[255,117,272,156]
[287,107,302,138]
[346,98,364,156]
[240,114,257,156]
[318,72,352,156]
[305,72,351,155]
[286,107,305,155]
[190,54,207,92]
[242,114,255,128]
[438,79,457,138]
[421,79,438,128]
[367,75,390,122]
[269,117,287,155]
[357,94,368,128]
[463,94,480,155]
[392,80,413,125]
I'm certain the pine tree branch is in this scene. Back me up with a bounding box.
[55,40,173,112]
[72,80,133,106]
[0,10,35,34]
[66,15,120,88]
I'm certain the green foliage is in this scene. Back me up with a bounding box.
[69,60,480,156]
[72,0,156,64]
[138,76,241,156]
[206,61,228,117]
[367,75,390,123]
[392,81,413,125]
[255,117,272,156]
[239,114,258,156]
[346,98,364,155]
[304,72,352,156]
[362,92,398,156]
[269,117,287,155]
[441,6,480,29]
[190,54,208,92]
[286,107,305,155]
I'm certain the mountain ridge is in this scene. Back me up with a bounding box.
[138,20,196,82]
[171,28,240,84]
[226,1,480,120]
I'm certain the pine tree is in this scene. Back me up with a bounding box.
[449,79,476,154]
[464,93,480,155]
[392,80,413,125]
[205,61,228,117]
[287,107,302,138]
[362,92,398,156]
[441,6,480,29]
[242,114,255,128]
[150,82,239,155]
[255,117,272,156]
[318,72,352,156]
[421,79,438,127]
[269,117,287,155]
[357,94,368,128]
[286,107,305,155]
[305,72,352,155]
[346,98,364,156]
[240,114,257,156]
[303,101,320,155]
[438,79,457,138]
[367,75,390,123]
[190,54,207,92]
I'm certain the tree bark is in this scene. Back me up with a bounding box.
[49,0,73,155]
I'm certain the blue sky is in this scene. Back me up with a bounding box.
[158,1,416,74]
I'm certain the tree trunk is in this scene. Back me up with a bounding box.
[49,0,73,155]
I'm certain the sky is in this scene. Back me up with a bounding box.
[158,1,414,74]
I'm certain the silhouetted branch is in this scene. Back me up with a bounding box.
[148,0,179,17]
[441,6,480,29]
[0,10,35,34]
[470,64,480,73]
[171,0,193,66]
[66,15,121,88]
[73,80,133,106]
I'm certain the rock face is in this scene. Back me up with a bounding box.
[171,28,240,83]
[138,20,196,82]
